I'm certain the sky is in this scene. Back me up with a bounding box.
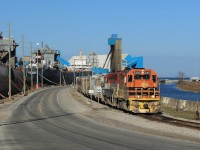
[1,0,200,77]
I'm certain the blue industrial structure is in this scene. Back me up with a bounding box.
[55,34,143,75]
[108,34,143,70]
[55,50,70,67]
[123,54,143,69]
[108,34,122,45]
[16,59,30,67]
[92,67,109,75]
[56,56,70,66]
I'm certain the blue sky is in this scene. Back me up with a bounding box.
[1,0,200,77]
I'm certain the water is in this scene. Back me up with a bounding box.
[160,83,200,101]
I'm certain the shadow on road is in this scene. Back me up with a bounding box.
[0,113,74,126]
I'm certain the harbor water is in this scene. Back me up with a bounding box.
[160,83,200,102]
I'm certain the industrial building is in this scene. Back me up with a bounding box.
[68,52,129,71]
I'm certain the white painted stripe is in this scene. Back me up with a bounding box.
[57,94,61,106]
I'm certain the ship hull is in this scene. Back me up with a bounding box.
[0,65,26,97]
[33,68,91,85]
[0,65,91,98]
[42,69,91,85]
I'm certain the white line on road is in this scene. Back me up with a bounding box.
[57,94,61,106]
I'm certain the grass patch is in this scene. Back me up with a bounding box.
[161,106,198,120]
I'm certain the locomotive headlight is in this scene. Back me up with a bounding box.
[137,95,140,98]
[151,95,155,98]
[141,70,144,74]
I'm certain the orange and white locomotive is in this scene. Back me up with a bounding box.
[102,68,160,113]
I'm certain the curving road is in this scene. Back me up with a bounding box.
[0,86,199,150]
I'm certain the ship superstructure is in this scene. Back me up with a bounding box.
[0,32,18,67]
[0,32,25,97]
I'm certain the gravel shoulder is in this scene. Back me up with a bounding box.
[69,87,200,144]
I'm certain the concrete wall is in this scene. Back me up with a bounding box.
[161,97,199,112]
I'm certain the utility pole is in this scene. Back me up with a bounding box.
[36,49,39,90]
[41,41,43,88]
[80,49,83,77]
[30,42,33,91]
[22,34,26,95]
[60,69,62,86]
[73,59,75,88]
[8,23,11,101]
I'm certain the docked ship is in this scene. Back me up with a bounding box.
[0,32,28,97]
[0,31,92,98]
[28,45,91,87]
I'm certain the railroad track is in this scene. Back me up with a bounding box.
[95,100,200,130]
[140,114,200,130]
[74,90,200,130]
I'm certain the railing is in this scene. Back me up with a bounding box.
[128,87,160,98]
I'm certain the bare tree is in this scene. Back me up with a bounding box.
[178,71,185,83]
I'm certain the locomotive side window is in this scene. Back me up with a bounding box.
[128,75,132,82]
[152,75,157,82]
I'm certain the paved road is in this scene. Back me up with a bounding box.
[0,86,199,150]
